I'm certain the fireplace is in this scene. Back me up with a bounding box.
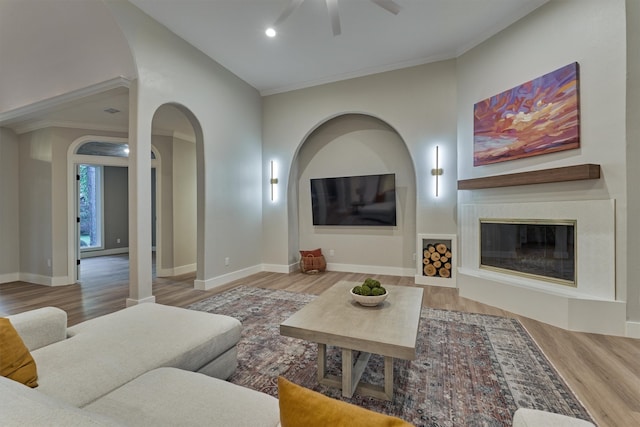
[457,200,622,335]
[480,219,576,286]
[460,200,615,301]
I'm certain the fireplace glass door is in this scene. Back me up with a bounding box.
[480,219,576,286]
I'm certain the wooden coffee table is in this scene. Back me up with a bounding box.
[280,280,423,401]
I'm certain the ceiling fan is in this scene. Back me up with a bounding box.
[271,0,401,37]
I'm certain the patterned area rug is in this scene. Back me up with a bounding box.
[188,286,593,426]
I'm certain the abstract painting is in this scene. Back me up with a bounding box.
[473,62,580,166]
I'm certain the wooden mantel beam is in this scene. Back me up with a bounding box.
[457,164,601,190]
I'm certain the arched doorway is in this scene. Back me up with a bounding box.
[150,103,203,285]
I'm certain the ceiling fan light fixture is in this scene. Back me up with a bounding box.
[271,0,400,38]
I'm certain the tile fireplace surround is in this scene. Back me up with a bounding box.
[458,199,626,336]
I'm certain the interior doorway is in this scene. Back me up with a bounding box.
[67,137,159,285]
[151,104,198,279]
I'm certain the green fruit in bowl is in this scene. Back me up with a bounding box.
[371,287,386,296]
[352,282,386,297]
[363,278,381,288]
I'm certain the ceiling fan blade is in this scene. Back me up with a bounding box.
[370,0,401,15]
[273,0,305,27]
[326,0,341,36]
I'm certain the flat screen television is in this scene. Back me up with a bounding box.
[310,173,396,226]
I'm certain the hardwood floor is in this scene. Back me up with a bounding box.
[1,255,638,426]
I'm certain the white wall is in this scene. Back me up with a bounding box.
[152,135,174,273]
[106,1,263,296]
[456,0,632,329]
[297,114,415,274]
[172,137,196,271]
[262,61,458,272]
[0,128,20,281]
[0,0,136,113]
[6,124,198,286]
[18,129,53,281]
[17,127,128,286]
[626,0,640,326]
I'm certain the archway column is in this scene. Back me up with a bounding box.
[127,79,155,306]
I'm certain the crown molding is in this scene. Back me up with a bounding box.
[0,76,131,126]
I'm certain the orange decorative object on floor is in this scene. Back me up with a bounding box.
[299,248,326,274]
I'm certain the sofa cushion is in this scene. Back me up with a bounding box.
[85,367,280,427]
[33,303,241,407]
[0,318,38,387]
[7,307,67,351]
[0,376,122,426]
[277,377,412,427]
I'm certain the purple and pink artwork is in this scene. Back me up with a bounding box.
[473,62,580,166]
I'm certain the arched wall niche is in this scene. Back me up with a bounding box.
[289,113,417,275]
[150,102,204,283]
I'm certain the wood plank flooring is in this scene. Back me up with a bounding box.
[1,255,638,427]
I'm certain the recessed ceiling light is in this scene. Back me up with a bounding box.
[104,107,120,114]
[265,27,276,37]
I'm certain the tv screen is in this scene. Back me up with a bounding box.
[310,173,396,226]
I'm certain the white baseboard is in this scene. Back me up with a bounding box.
[261,263,298,274]
[18,273,72,287]
[81,247,129,258]
[194,264,263,291]
[126,295,156,306]
[262,262,413,277]
[414,274,457,288]
[157,263,196,277]
[627,321,640,339]
[0,272,20,284]
[326,263,414,277]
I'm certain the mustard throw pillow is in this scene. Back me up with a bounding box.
[278,377,413,427]
[0,317,38,387]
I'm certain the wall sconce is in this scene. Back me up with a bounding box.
[431,145,444,197]
[270,160,279,201]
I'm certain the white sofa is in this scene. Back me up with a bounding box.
[0,304,594,426]
[1,304,281,426]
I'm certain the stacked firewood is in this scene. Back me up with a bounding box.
[422,243,452,278]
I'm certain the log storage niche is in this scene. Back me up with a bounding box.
[415,234,457,287]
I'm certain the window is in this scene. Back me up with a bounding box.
[79,164,103,250]
[76,141,155,159]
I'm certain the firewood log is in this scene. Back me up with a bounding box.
[424,264,437,276]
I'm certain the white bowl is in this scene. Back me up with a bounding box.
[350,288,388,306]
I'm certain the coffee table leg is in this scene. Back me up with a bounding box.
[342,348,354,397]
[316,345,392,401]
[317,343,327,384]
[384,356,394,400]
